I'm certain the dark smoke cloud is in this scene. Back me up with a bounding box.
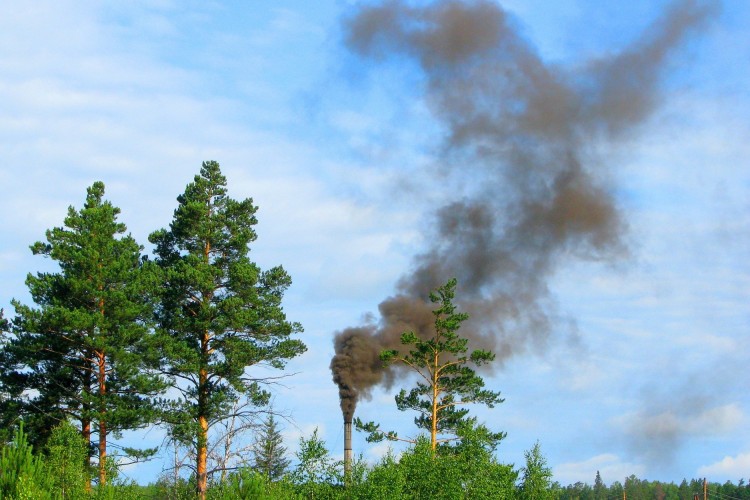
[331,0,716,420]
[332,296,435,420]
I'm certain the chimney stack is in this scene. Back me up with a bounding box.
[344,419,352,476]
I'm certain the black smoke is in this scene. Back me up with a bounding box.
[331,0,716,421]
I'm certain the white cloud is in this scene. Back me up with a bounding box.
[698,452,750,480]
[687,404,744,435]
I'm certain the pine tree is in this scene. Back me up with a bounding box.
[0,425,52,497]
[149,161,305,499]
[356,278,504,452]
[252,412,290,480]
[594,470,606,500]
[0,182,163,486]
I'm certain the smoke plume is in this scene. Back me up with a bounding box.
[331,0,716,421]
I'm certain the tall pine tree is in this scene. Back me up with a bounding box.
[149,161,305,499]
[0,182,163,486]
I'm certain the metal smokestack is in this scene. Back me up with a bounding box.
[344,418,353,476]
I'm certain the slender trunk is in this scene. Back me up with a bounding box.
[197,412,208,500]
[96,294,108,486]
[82,419,92,492]
[195,226,213,500]
[431,351,439,453]
[220,406,237,483]
[97,350,107,486]
[82,360,93,492]
[173,442,179,491]
[196,329,210,500]
[196,388,209,497]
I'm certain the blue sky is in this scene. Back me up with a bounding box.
[0,0,748,487]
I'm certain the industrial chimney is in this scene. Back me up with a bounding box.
[344,418,353,476]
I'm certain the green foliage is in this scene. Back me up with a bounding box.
[443,419,517,498]
[350,449,406,499]
[92,481,145,500]
[290,428,342,499]
[145,475,196,500]
[625,474,644,500]
[593,470,605,500]
[382,432,516,500]
[0,182,163,484]
[213,469,268,499]
[0,425,52,499]
[357,278,504,451]
[519,441,553,500]
[147,161,306,496]
[252,412,291,480]
[207,468,299,500]
[3,419,750,500]
[0,309,7,333]
[149,161,305,496]
[45,420,89,499]
[398,437,465,499]
[608,480,624,500]
[344,421,516,499]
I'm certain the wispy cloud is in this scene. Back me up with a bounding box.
[615,403,744,465]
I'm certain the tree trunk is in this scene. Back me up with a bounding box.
[219,407,237,483]
[82,361,93,493]
[97,350,107,486]
[98,419,107,486]
[196,241,212,500]
[196,328,210,500]
[197,406,209,498]
[81,419,92,492]
[431,352,439,453]
[197,414,208,500]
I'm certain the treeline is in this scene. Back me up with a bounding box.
[551,474,750,500]
[1,418,749,499]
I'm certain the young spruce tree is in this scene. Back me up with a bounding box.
[0,182,163,486]
[251,412,290,480]
[356,278,504,453]
[149,161,305,499]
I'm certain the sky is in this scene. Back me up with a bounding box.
[0,0,748,488]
